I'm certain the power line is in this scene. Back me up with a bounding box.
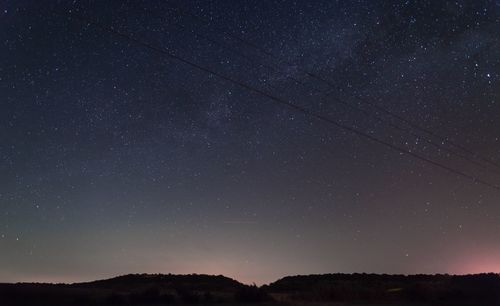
[312,72,500,171]
[158,3,500,178]
[141,7,418,136]
[167,2,500,173]
[150,5,308,90]
[311,74,500,176]
[64,12,500,192]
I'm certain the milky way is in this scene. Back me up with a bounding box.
[0,1,499,284]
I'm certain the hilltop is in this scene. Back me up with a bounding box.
[265,273,500,305]
[1,272,500,305]
[0,273,267,305]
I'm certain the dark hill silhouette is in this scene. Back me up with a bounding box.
[265,273,500,305]
[0,273,268,306]
[1,273,499,305]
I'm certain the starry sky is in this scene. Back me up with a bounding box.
[0,0,499,285]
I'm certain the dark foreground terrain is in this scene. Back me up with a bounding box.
[1,273,500,306]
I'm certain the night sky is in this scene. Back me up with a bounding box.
[1,1,499,285]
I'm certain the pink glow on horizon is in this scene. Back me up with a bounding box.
[447,251,500,275]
